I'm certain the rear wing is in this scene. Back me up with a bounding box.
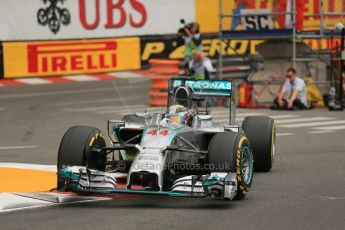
[169,78,232,97]
[168,77,236,125]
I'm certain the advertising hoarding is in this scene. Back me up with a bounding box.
[3,37,140,78]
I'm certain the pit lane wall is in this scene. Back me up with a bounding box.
[0,0,344,79]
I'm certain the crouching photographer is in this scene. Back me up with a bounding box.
[177,20,203,71]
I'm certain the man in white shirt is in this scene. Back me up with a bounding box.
[272,68,310,110]
[188,51,216,80]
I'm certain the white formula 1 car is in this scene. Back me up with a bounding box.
[57,77,275,200]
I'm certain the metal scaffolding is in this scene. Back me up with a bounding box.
[218,0,345,79]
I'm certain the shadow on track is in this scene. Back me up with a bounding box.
[60,195,244,210]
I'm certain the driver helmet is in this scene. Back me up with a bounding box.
[166,105,193,126]
[166,105,188,125]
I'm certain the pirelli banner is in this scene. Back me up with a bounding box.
[3,38,140,78]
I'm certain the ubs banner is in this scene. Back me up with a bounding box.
[0,0,195,41]
[3,37,140,78]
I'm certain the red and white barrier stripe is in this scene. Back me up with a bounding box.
[0,71,147,87]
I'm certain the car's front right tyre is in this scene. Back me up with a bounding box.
[57,126,106,191]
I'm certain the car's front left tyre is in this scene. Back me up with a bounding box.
[207,132,253,200]
[242,116,276,172]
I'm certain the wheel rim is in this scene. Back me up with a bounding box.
[241,146,253,185]
[87,133,106,171]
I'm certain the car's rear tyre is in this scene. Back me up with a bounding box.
[208,132,253,200]
[242,116,276,172]
[57,126,107,190]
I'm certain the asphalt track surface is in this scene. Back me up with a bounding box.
[0,78,344,230]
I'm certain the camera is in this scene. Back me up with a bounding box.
[178,19,193,37]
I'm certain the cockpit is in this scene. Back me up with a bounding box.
[121,77,233,129]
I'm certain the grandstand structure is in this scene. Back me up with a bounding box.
[218,0,345,76]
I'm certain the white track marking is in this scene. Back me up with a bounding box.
[105,107,164,115]
[235,112,264,117]
[0,202,56,214]
[208,110,262,116]
[236,114,298,123]
[0,193,54,213]
[276,117,334,124]
[0,193,110,213]
[234,118,247,122]
[108,72,143,79]
[0,84,145,99]
[0,146,37,150]
[279,120,345,128]
[276,133,294,136]
[214,117,257,123]
[66,104,147,112]
[0,87,120,99]
[63,75,99,82]
[212,113,264,118]
[268,114,300,119]
[209,110,237,115]
[0,163,55,171]
[67,106,122,112]
[312,125,345,131]
[308,130,334,134]
[213,119,231,123]
[320,196,345,201]
[94,105,165,114]
[58,95,142,106]
[16,78,52,85]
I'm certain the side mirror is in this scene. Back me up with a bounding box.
[107,120,125,143]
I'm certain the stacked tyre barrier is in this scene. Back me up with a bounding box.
[148,59,180,106]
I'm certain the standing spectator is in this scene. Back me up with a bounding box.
[188,51,215,80]
[182,22,202,61]
[178,22,203,72]
[271,67,310,110]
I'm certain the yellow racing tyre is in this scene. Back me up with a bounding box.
[208,132,254,200]
[57,126,106,190]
